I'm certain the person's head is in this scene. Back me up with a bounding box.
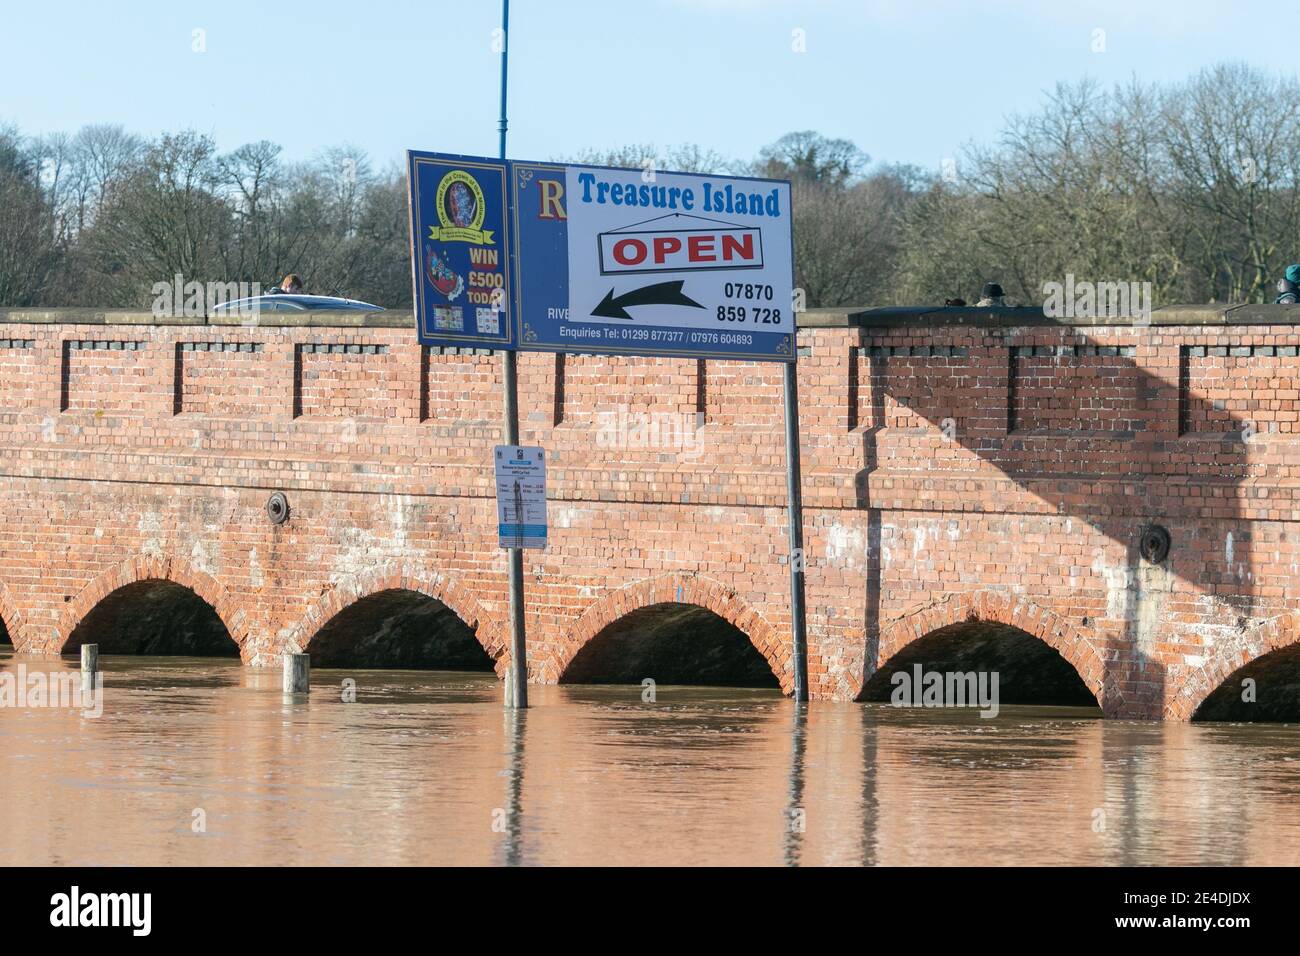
[280,274,304,294]
[981,282,1004,301]
[1278,277,1299,298]
[1286,264,1300,286]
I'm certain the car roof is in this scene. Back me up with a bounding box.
[210,294,385,313]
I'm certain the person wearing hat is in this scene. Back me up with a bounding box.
[1277,264,1300,304]
[976,282,1005,307]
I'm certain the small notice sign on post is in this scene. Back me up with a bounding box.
[494,445,547,549]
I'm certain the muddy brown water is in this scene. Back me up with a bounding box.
[0,651,1297,866]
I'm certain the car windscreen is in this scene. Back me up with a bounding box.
[210,297,308,314]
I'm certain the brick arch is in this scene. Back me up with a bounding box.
[1173,612,1300,721]
[549,572,791,693]
[283,565,507,673]
[56,554,249,655]
[0,578,27,650]
[866,589,1119,713]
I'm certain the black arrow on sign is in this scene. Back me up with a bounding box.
[591,280,705,320]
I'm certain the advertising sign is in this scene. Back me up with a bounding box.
[511,162,795,361]
[407,150,515,349]
[408,152,795,361]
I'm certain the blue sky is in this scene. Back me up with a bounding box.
[1,0,1294,172]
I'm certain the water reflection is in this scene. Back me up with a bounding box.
[783,704,807,867]
[499,707,526,867]
[0,650,1298,866]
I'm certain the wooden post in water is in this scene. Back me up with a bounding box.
[504,665,518,708]
[283,652,310,694]
[80,643,99,694]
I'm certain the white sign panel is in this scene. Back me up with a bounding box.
[494,445,547,550]
[563,167,794,340]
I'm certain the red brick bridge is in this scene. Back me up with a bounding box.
[2,304,1298,722]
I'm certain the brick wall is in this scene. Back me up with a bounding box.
[1180,342,1300,435]
[1,306,1299,719]
[1010,345,1144,434]
[60,339,154,413]
[176,341,268,417]
[0,337,39,410]
[293,342,405,420]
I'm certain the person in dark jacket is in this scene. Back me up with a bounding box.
[1275,264,1300,303]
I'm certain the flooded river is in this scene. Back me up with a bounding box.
[1,650,1298,866]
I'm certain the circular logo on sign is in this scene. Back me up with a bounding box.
[436,170,486,234]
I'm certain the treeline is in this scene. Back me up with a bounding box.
[0,128,411,308]
[898,63,1300,306]
[2,62,1299,311]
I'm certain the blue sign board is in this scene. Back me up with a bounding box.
[407,151,515,349]
[408,152,795,361]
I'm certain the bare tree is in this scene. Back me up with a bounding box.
[83,131,228,304]
[1161,63,1300,302]
[0,125,57,305]
[68,124,143,230]
[565,142,734,175]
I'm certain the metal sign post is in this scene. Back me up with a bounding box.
[783,359,809,702]
[494,441,543,707]
[502,365,528,709]
[497,0,528,709]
